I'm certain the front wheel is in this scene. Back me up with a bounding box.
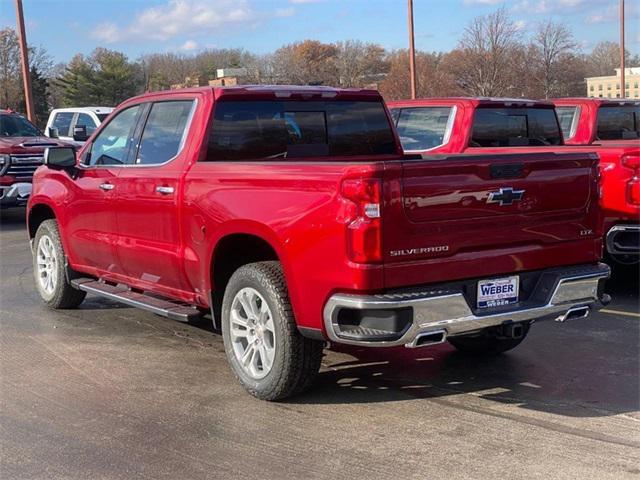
[33,219,86,309]
[221,261,324,401]
[447,322,530,355]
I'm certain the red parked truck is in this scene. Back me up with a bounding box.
[552,98,639,264]
[0,109,68,208]
[388,97,639,264]
[28,86,609,400]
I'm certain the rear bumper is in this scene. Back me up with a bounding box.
[0,182,31,208]
[323,263,610,348]
[606,224,640,256]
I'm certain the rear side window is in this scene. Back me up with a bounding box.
[76,113,98,135]
[596,105,640,140]
[136,100,194,165]
[393,107,454,151]
[206,100,396,161]
[470,107,563,147]
[52,112,74,137]
[556,106,579,140]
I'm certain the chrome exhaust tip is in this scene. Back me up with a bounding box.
[555,306,590,322]
[406,329,447,348]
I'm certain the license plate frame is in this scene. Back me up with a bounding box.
[477,276,519,309]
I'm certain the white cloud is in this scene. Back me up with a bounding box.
[514,19,527,31]
[180,40,198,51]
[275,7,296,17]
[515,0,589,14]
[92,0,256,43]
[463,0,502,4]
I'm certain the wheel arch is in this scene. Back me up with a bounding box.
[28,203,57,239]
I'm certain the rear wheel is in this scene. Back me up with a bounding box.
[448,322,530,355]
[33,219,86,309]
[221,261,324,401]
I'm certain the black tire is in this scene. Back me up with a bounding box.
[221,261,324,401]
[447,322,530,355]
[33,219,86,309]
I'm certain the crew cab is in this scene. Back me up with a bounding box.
[388,97,639,265]
[28,87,609,400]
[0,109,68,208]
[45,107,114,145]
[552,98,639,264]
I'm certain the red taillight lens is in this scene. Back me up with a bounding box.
[341,178,382,263]
[622,153,640,171]
[628,177,640,206]
[622,153,640,206]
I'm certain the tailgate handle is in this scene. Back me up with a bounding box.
[491,163,523,179]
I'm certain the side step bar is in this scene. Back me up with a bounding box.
[71,278,202,322]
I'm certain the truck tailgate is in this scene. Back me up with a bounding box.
[382,152,602,289]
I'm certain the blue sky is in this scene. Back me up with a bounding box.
[1,0,638,63]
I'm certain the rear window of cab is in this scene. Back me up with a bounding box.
[205,99,397,161]
[470,107,563,147]
[596,105,640,141]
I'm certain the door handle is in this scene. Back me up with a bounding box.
[99,183,114,191]
[155,186,174,195]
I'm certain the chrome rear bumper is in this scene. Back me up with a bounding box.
[323,263,610,348]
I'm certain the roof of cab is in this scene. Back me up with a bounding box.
[50,106,115,114]
[387,97,554,108]
[551,97,640,106]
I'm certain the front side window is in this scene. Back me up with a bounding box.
[393,106,454,151]
[52,112,74,136]
[135,100,194,165]
[596,105,640,140]
[206,100,396,161]
[470,107,563,147]
[85,105,141,166]
[0,114,40,137]
[555,106,579,140]
[76,113,98,135]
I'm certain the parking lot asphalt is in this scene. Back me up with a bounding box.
[1,207,639,480]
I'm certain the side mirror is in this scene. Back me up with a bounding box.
[46,126,59,138]
[44,147,77,169]
[73,125,88,142]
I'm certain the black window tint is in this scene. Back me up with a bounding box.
[96,113,110,123]
[0,114,40,137]
[556,106,578,139]
[206,100,396,161]
[76,113,98,135]
[53,112,74,136]
[87,105,140,166]
[395,107,453,151]
[136,101,193,165]
[596,106,640,140]
[470,107,562,147]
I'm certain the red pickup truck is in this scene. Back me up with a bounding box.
[28,86,609,400]
[388,97,639,264]
[0,109,67,208]
[552,98,639,264]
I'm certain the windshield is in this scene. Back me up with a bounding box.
[0,114,41,137]
[207,99,397,161]
[470,107,563,147]
[596,105,640,140]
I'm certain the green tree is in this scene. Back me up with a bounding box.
[55,54,96,106]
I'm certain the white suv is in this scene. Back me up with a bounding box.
[45,107,114,144]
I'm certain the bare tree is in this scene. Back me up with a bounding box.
[334,40,386,87]
[446,7,523,97]
[271,40,338,85]
[0,28,22,109]
[531,21,578,98]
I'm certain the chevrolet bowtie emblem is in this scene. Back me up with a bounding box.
[487,187,525,206]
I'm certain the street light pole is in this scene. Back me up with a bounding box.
[14,0,35,121]
[408,0,417,99]
[620,0,625,98]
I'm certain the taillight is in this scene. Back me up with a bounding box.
[341,178,382,263]
[622,153,640,206]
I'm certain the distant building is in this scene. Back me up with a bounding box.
[586,67,640,99]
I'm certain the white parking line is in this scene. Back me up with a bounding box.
[600,308,640,318]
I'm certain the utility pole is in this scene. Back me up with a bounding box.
[620,0,625,98]
[408,0,417,99]
[14,0,35,121]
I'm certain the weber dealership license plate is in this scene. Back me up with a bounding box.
[477,276,519,308]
